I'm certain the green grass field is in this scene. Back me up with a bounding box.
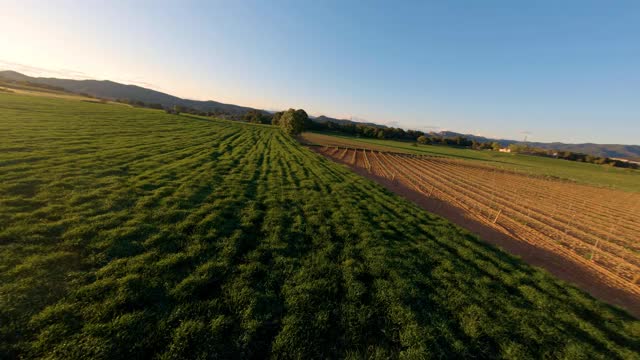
[309,132,640,192]
[1,93,639,358]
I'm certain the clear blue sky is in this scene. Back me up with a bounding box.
[1,0,639,144]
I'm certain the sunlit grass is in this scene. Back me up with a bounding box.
[1,93,638,358]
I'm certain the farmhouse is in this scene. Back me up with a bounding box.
[498,147,511,153]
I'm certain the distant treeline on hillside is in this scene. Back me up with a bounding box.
[307,120,640,169]
[3,78,635,170]
[3,69,637,161]
[115,99,249,119]
[114,100,305,134]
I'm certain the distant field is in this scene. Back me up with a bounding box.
[301,132,640,192]
[1,93,639,358]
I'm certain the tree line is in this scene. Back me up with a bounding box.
[111,99,638,169]
[308,119,482,146]
[114,99,311,135]
[504,144,639,169]
[221,108,312,135]
[308,119,639,169]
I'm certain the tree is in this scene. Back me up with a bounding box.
[243,110,270,124]
[279,109,294,134]
[453,136,471,146]
[417,135,430,144]
[279,108,308,135]
[300,110,313,130]
[491,142,501,151]
[508,144,530,153]
[294,109,309,130]
[272,111,284,126]
[593,157,607,165]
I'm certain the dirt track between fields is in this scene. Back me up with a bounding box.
[309,146,640,318]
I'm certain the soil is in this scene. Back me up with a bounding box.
[310,146,640,319]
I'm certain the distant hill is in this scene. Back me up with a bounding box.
[2,70,637,161]
[312,115,387,128]
[433,131,640,161]
[520,142,640,161]
[0,70,259,115]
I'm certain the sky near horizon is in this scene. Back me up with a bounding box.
[1,0,639,144]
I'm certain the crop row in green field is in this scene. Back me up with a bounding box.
[0,93,638,358]
[307,132,640,192]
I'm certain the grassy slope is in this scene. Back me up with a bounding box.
[308,132,640,192]
[0,93,638,359]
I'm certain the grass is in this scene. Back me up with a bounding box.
[305,132,640,192]
[1,93,639,358]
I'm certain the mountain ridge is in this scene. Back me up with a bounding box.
[433,131,640,161]
[1,70,638,160]
[0,70,258,115]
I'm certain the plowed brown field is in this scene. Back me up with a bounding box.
[312,144,640,314]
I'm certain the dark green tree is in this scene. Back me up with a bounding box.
[279,108,308,135]
[272,111,284,126]
[243,110,270,124]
